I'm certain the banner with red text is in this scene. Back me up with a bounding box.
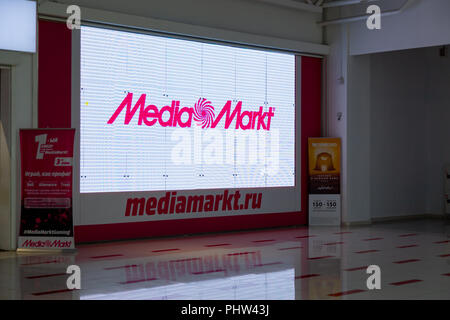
[18,129,75,249]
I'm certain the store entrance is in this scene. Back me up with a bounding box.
[0,66,11,250]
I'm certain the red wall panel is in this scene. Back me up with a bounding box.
[301,56,323,218]
[38,20,72,128]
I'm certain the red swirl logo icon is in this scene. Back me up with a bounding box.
[193,98,215,129]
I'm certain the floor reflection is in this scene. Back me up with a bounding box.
[76,241,302,300]
[1,218,449,300]
[82,269,295,300]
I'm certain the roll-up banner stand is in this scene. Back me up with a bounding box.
[18,129,76,250]
[308,138,341,226]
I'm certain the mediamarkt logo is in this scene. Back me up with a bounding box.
[107,93,275,130]
[21,239,72,248]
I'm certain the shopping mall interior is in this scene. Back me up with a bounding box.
[0,0,449,301]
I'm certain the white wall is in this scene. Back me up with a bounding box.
[326,41,450,223]
[347,54,371,222]
[369,47,450,218]
[57,0,323,43]
[349,0,450,55]
[324,25,349,221]
[0,51,35,250]
[424,47,450,214]
[325,25,372,224]
[325,0,450,223]
[0,69,11,250]
[369,49,429,218]
[40,0,327,54]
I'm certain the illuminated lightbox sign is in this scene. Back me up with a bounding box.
[80,26,296,193]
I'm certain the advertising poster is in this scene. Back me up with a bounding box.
[308,138,341,194]
[308,138,341,226]
[18,129,75,249]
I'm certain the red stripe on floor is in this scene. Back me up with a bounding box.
[393,259,420,264]
[355,250,379,254]
[254,262,283,267]
[21,260,59,266]
[443,273,450,277]
[390,279,422,286]
[90,254,123,259]
[399,233,417,237]
[170,258,201,262]
[119,278,158,284]
[397,245,418,248]
[328,289,365,297]
[252,239,275,243]
[363,238,383,241]
[324,242,344,246]
[434,240,450,244]
[192,269,225,275]
[438,254,450,257]
[295,235,316,239]
[205,243,231,247]
[227,251,256,256]
[295,274,320,279]
[307,256,333,260]
[32,289,73,296]
[26,273,67,279]
[104,264,137,270]
[344,266,368,272]
[152,248,180,253]
[278,246,302,251]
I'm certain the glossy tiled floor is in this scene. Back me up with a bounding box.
[1,218,449,300]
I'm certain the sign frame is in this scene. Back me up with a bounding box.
[308,137,341,226]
